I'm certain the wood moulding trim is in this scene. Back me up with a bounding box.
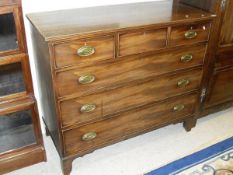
[215,64,233,72]
[215,64,233,73]
[0,145,46,175]
[0,0,21,7]
[218,44,233,52]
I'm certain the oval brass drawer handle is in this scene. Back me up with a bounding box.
[77,45,95,57]
[184,31,198,39]
[173,104,185,112]
[82,132,97,141]
[181,54,193,62]
[80,104,96,113]
[79,74,95,84]
[177,79,190,88]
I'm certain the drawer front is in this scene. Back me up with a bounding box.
[56,45,206,97]
[119,28,167,57]
[206,68,233,107]
[60,68,202,127]
[170,23,211,46]
[54,36,114,68]
[63,93,197,156]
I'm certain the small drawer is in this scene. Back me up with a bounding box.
[63,93,197,156]
[118,28,167,57]
[53,35,115,68]
[59,68,202,127]
[170,23,211,46]
[56,44,206,97]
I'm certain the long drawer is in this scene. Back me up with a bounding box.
[59,68,202,127]
[63,93,197,156]
[56,44,206,97]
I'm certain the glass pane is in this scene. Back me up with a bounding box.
[0,110,36,153]
[0,62,26,96]
[0,13,18,52]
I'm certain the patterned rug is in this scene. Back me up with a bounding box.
[146,137,233,175]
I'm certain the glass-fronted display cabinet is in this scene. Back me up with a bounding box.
[0,1,46,174]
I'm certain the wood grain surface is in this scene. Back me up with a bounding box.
[206,67,233,107]
[60,68,202,128]
[54,35,114,68]
[27,1,216,174]
[26,1,215,41]
[119,28,167,56]
[63,93,197,156]
[170,22,211,46]
[56,44,206,98]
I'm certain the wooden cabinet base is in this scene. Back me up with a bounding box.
[183,117,197,132]
[0,146,46,174]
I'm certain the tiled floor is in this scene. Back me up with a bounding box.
[6,108,233,175]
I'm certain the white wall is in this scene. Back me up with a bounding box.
[21,0,164,132]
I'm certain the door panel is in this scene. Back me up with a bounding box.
[0,109,36,153]
[205,68,233,107]
[219,0,233,46]
[0,5,26,57]
[0,62,25,97]
[0,55,33,101]
[0,13,18,52]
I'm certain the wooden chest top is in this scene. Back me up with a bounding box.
[26,1,215,41]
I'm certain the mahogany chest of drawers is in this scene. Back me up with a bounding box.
[27,1,216,174]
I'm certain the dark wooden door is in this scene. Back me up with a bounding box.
[205,0,233,108]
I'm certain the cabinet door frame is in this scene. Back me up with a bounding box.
[205,67,233,107]
[0,54,33,101]
[0,4,27,57]
[0,100,43,156]
[217,0,233,48]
